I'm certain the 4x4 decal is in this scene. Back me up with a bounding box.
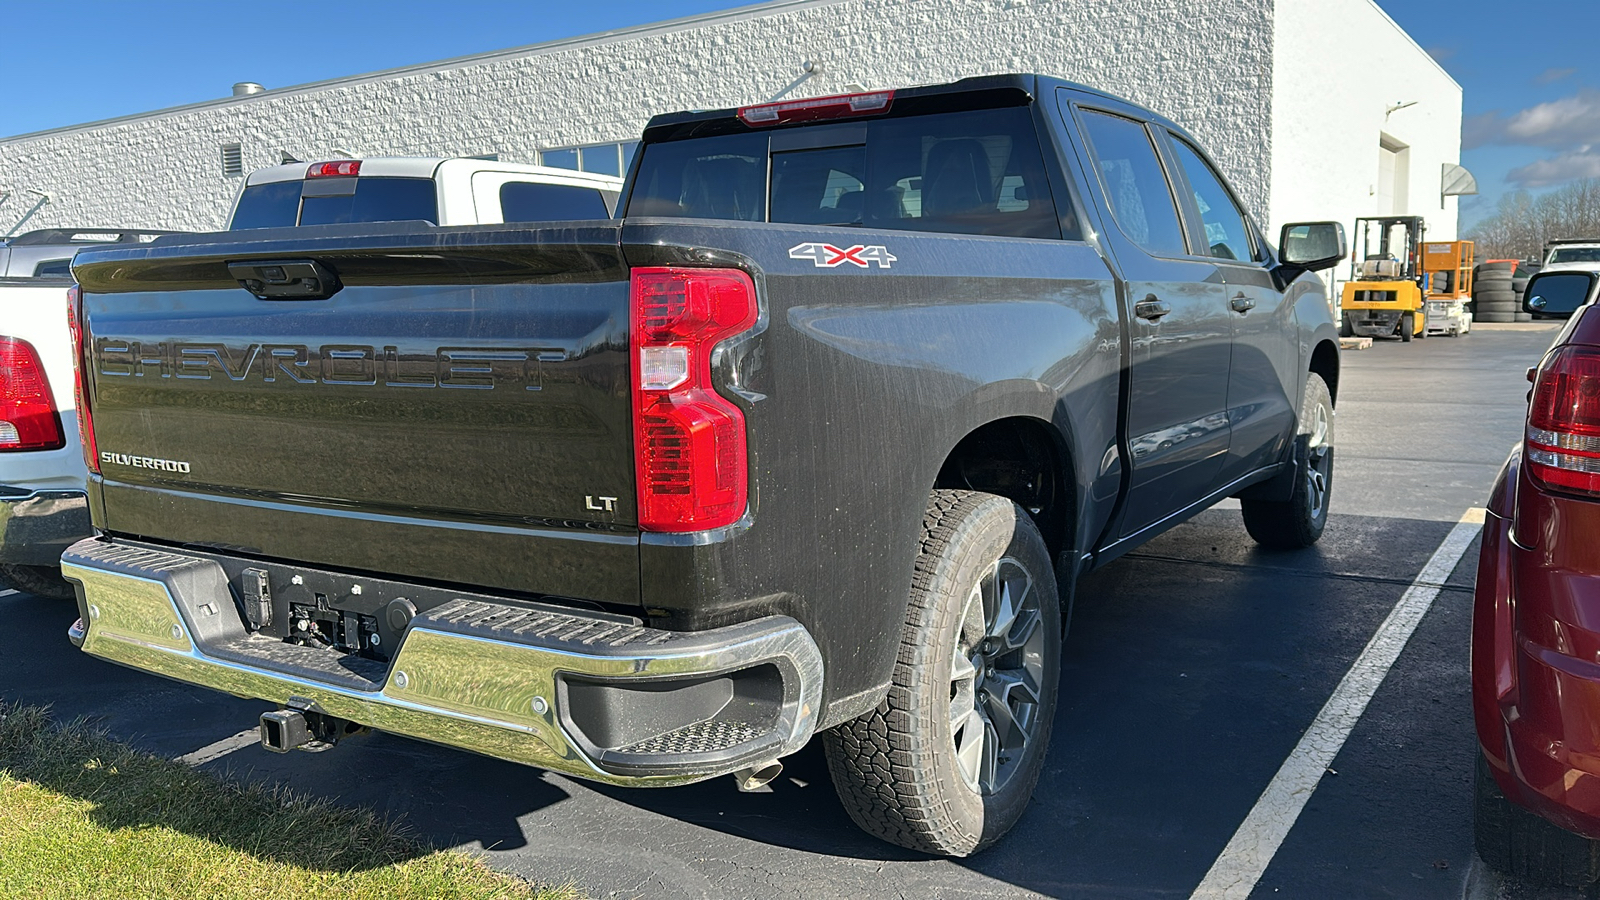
[789,242,897,269]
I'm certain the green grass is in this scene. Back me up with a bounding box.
[0,704,579,900]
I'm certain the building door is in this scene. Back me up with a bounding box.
[1377,134,1410,215]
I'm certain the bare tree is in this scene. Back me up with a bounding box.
[1468,179,1600,260]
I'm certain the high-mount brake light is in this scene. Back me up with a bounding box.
[736,90,894,127]
[306,160,361,178]
[0,335,64,452]
[630,267,759,531]
[66,284,98,472]
[1527,345,1600,495]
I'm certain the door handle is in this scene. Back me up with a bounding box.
[1135,295,1172,321]
[1230,292,1256,313]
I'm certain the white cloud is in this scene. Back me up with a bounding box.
[1471,89,1600,150]
[1506,148,1600,188]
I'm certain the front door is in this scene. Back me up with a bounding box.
[1161,132,1298,484]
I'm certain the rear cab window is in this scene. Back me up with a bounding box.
[231,178,438,229]
[627,105,1070,240]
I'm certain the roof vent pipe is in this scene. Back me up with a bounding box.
[232,82,265,97]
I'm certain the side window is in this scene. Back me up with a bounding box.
[1077,110,1188,258]
[499,182,611,222]
[1169,137,1256,263]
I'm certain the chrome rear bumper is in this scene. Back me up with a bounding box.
[62,537,823,785]
[0,488,90,566]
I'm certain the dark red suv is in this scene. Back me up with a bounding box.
[1474,268,1600,885]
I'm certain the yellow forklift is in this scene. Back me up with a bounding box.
[1340,215,1428,341]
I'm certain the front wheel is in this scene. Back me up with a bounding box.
[1242,373,1334,549]
[1339,314,1353,338]
[824,490,1061,856]
[1401,312,1415,342]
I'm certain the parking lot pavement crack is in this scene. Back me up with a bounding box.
[1119,553,1475,593]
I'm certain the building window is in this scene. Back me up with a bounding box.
[220,143,244,177]
[538,141,639,177]
[541,148,579,170]
[580,145,621,177]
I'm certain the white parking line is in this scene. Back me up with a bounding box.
[1189,507,1487,900]
[175,728,260,766]
[0,589,16,599]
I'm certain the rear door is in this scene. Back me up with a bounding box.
[1061,91,1234,540]
[1161,131,1298,484]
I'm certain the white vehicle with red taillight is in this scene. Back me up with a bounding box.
[0,159,622,600]
[0,277,89,599]
[229,157,624,230]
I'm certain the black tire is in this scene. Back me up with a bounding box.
[1401,312,1414,341]
[1515,312,1534,322]
[1242,373,1333,549]
[1478,312,1515,323]
[1339,313,1353,338]
[824,489,1061,856]
[1475,753,1600,888]
[0,564,76,600]
[1477,290,1517,303]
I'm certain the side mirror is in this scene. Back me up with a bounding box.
[1278,221,1347,272]
[1523,271,1599,319]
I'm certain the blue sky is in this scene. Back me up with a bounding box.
[1,0,1592,229]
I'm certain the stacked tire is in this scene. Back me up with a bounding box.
[1512,264,1542,322]
[1475,261,1519,323]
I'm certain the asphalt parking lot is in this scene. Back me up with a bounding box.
[0,322,1573,899]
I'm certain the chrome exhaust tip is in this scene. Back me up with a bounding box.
[733,760,783,792]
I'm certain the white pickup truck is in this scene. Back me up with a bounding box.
[0,157,625,598]
[0,276,84,598]
[1544,239,1600,272]
[229,157,623,228]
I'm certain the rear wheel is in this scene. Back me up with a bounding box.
[0,564,76,600]
[1242,373,1333,549]
[824,490,1061,856]
[1401,312,1415,342]
[1339,314,1353,338]
[1475,753,1600,888]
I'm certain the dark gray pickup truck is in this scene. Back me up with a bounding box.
[62,75,1344,855]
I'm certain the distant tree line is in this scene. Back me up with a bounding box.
[1467,178,1600,260]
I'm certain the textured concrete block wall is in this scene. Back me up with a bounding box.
[0,0,1275,234]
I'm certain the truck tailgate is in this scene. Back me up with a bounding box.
[71,224,640,606]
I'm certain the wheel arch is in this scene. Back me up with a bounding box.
[1310,338,1341,406]
[932,415,1078,570]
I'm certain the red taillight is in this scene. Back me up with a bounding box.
[66,284,98,473]
[631,267,759,531]
[1527,345,1600,495]
[306,160,361,178]
[0,335,64,452]
[737,90,894,127]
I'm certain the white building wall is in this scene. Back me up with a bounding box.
[1270,0,1463,241]
[0,0,1278,235]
